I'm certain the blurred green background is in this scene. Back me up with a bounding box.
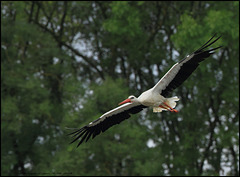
[1,1,239,176]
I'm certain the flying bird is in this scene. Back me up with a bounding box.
[69,34,222,147]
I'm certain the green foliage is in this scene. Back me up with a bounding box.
[1,1,239,176]
[104,2,143,37]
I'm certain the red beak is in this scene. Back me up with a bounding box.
[119,98,132,105]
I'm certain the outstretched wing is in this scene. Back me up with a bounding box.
[68,103,147,147]
[152,34,222,97]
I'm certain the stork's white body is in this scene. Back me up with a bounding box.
[138,89,161,107]
[137,88,179,112]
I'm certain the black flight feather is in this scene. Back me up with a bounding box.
[68,104,147,147]
[160,35,222,97]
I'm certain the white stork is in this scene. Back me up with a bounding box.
[69,34,222,147]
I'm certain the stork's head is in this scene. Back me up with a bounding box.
[119,95,137,105]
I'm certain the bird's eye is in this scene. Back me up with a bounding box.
[130,96,134,99]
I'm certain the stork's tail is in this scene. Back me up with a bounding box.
[153,96,180,112]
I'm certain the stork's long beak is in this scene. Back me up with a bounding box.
[119,98,131,105]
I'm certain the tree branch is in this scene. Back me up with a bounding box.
[33,20,105,80]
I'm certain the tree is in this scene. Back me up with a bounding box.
[1,1,239,176]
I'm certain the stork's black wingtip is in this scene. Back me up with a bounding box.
[212,33,217,38]
[77,142,82,148]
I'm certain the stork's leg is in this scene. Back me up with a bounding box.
[159,105,175,112]
[163,102,178,113]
